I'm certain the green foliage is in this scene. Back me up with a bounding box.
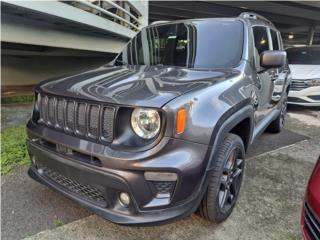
[53,217,65,227]
[2,95,34,104]
[1,125,30,174]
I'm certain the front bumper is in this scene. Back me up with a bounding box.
[26,120,210,225]
[288,86,320,106]
[300,201,320,240]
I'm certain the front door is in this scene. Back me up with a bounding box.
[251,26,277,125]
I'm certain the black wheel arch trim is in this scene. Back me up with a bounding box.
[206,101,254,171]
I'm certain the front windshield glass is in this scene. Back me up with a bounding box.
[287,47,320,65]
[115,20,244,69]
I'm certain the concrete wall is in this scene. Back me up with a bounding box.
[1,55,109,87]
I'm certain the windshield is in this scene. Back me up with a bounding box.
[287,47,320,65]
[115,20,244,69]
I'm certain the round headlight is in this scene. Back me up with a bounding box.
[131,108,161,139]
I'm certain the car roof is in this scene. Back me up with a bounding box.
[150,17,241,26]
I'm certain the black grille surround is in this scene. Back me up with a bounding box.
[38,163,107,207]
[38,94,115,143]
[304,202,320,240]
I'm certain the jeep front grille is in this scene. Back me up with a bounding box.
[88,105,99,137]
[38,94,115,143]
[76,103,86,135]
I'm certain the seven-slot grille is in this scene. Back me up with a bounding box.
[304,202,320,240]
[38,94,115,142]
[291,79,308,91]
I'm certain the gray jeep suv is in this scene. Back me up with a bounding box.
[27,12,291,225]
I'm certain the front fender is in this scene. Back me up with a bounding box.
[205,104,254,170]
[163,72,254,146]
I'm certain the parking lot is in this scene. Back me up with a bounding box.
[2,1,320,240]
[1,104,319,240]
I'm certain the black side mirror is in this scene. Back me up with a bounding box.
[260,50,287,68]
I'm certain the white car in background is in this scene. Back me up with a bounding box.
[286,46,320,106]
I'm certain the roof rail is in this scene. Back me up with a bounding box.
[239,12,273,26]
[150,20,169,25]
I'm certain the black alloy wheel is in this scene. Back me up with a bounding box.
[198,133,245,223]
[218,147,244,212]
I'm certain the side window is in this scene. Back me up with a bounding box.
[270,30,279,50]
[252,26,270,55]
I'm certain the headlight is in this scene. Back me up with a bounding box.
[305,79,320,87]
[131,108,161,139]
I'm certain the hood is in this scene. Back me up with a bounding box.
[289,64,320,80]
[39,65,240,108]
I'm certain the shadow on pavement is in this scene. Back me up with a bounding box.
[247,129,307,158]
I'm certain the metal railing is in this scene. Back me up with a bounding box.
[62,0,143,31]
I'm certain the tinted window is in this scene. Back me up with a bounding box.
[252,26,270,54]
[116,20,244,69]
[287,47,320,64]
[271,30,279,50]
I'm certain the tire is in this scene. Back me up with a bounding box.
[267,93,287,133]
[198,133,245,223]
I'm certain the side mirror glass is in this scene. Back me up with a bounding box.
[260,50,287,68]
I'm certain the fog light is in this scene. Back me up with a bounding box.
[37,168,44,175]
[119,192,130,207]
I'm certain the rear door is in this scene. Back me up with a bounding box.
[269,28,288,103]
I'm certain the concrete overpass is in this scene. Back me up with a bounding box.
[149,1,320,46]
[2,1,148,53]
[1,0,148,92]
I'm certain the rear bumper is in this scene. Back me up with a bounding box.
[26,121,210,225]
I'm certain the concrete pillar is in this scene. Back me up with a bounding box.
[307,25,315,46]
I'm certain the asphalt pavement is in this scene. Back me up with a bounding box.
[1,104,33,129]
